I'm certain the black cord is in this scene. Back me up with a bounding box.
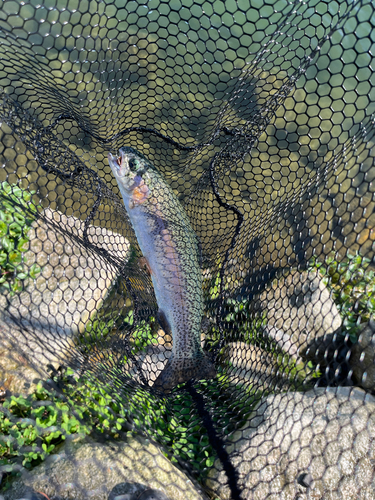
[208,152,244,358]
[45,112,197,150]
[44,111,237,151]
[186,381,242,500]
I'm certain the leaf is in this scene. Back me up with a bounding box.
[31,407,45,419]
[17,237,29,251]
[29,264,41,279]
[17,273,28,280]
[0,220,7,237]
[45,430,62,444]
[0,211,13,224]
[12,212,25,226]
[1,236,14,252]
[8,251,22,265]
[0,251,7,265]
[9,186,22,198]
[16,435,25,447]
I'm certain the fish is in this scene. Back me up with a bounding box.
[108,147,216,391]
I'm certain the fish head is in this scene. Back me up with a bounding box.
[108,147,153,206]
[108,147,153,190]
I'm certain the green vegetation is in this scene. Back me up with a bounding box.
[81,315,116,345]
[204,267,316,390]
[75,367,259,478]
[78,294,158,352]
[150,374,259,474]
[0,181,41,295]
[1,252,369,490]
[223,298,267,344]
[204,266,268,350]
[0,371,138,490]
[0,379,90,490]
[124,311,159,353]
[0,368,259,490]
[309,252,375,343]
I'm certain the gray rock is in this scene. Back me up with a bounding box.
[259,271,342,360]
[350,320,375,390]
[0,321,47,395]
[299,329,347,366]
[109,483,171,500]
[298,472,314,488]
[110,490,170,500]
[206,387,375,500]
[10,491,44,500]
[0,208,129,391]
[3,435,205,500]
[128,345,171,387]
[219,341,289,391]
[1,207,129,338]
[137,489,171,500]
[262,325,299,357]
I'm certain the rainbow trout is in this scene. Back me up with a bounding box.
[108,147,216,391]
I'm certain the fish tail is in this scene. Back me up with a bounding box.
[153,354,216,392]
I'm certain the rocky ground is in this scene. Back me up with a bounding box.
[2,435,205,500]
[206,387,375,500]
[1,210,375,500]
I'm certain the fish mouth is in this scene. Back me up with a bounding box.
[108,149,127,177]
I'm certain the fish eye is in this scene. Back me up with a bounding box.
[128,158,136,171]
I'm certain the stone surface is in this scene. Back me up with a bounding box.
[220,341,288,391]
[0,314,79,397]
[1,207,129,338]
[350,320,375,390]
[206,387,375,500]
[258,271,342,361]
[3,435,205,500]
[0,321,47,396]
[129,345,171,387]
[137,489,171,500]
[0,208,129,392]
[262,325,299,358]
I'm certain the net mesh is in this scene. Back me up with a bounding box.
[0,0,374,499]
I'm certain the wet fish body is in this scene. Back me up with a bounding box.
[108,147,216,391]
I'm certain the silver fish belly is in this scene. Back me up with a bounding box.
[108,146,216,391]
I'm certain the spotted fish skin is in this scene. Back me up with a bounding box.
[108,147,216,391]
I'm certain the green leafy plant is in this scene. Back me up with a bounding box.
[80,308,158,353]
[309,252,375,342]
[124,310,159,352]
[80,315,116,345]
[0,382,91,483]
[0,364,263,490]
[0,181,41,295]
[108,373,261,477]
[223,298,267,344]
[163,376,260,473]
[203,295,268,355]
[204,269,318,389]
[204,263,268,348]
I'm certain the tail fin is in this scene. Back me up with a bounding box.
[153,353,216,392]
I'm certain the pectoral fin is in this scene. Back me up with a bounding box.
[139,257,152,275]
[157,309,172,337]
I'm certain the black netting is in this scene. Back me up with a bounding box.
[0,0,374,499]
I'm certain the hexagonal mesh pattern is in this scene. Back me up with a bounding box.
[0,0,374,499]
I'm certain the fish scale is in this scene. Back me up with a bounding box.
[108,147,216,391]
